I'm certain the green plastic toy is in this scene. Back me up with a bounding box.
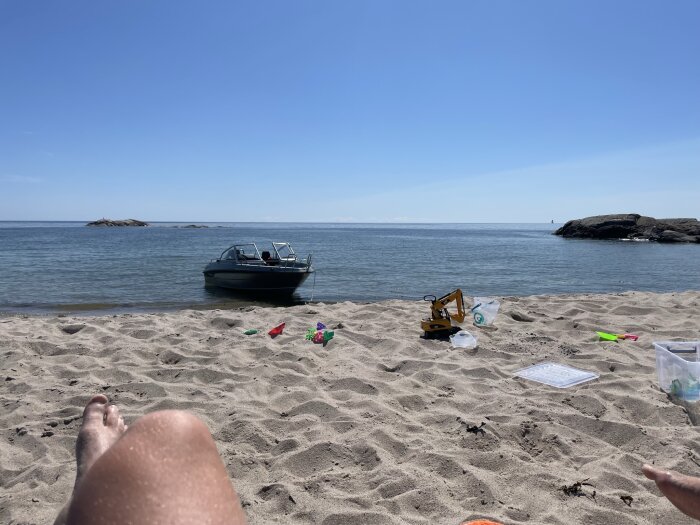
[243,329,258,335]
[596,331,619,341]
[305,328,316,340]
[323,330,334,342]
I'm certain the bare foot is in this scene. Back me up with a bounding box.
[54,395,128,525]
[643,464,700,520]
[75,394,127,486]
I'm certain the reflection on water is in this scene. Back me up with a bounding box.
[202,285,307,308]
[0,289,307,316]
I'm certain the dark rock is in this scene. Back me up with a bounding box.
[657,230,698,243]
[181,224,209,228]
[86,218,148,227]
[554,214,700,243]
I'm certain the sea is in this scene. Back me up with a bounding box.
[1,221,699,314]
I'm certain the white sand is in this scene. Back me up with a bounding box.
[2,291,700,524]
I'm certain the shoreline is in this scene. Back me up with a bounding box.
[3,290,700,524]
[2,288,700,317]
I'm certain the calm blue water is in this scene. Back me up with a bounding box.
[0,222,698,313]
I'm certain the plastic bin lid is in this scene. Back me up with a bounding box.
[514,362,599,388]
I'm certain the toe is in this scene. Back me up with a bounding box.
[88,394,109,405]
[643,464,671,482]
[642,464,658,479]
[105,404,121,427]
[82,395,109,425]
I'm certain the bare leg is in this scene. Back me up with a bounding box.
[56,395,247,525]
[643,464,700,520]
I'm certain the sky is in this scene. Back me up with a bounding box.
[1,0,699,222]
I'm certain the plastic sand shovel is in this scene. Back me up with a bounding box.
[268,323,285,337]
[323,330,334,342]
[597,331,619,341]
[243,329,258,335]
[618,333,639,341]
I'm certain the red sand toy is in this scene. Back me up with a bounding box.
[268,323,285,337]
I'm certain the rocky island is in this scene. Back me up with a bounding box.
[555,214,700,243]
[85,218,149,227]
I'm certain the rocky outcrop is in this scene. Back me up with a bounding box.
[86,218,149,227]
[554,214,700,243]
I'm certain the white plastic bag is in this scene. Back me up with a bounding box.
[449,330,478,349]
[472,297,500,326]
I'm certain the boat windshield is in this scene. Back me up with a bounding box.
[218,242,302,264]
[273,243,296,259]
[222,243,261,261]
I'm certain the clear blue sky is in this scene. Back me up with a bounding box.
[2,0,699,222]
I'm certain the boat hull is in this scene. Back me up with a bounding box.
[203,265,312,293]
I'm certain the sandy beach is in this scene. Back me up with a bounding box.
[2,290,700,524]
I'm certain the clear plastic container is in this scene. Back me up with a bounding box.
[653,341,700,401]
[472,297,500,326]
[514,362,599,388]
[449,330,478,349]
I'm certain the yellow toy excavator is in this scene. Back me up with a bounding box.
[421,288,467,337]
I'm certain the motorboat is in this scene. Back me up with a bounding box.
[203,242,314,293]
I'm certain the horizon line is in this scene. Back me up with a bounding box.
[0,219,562,225]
